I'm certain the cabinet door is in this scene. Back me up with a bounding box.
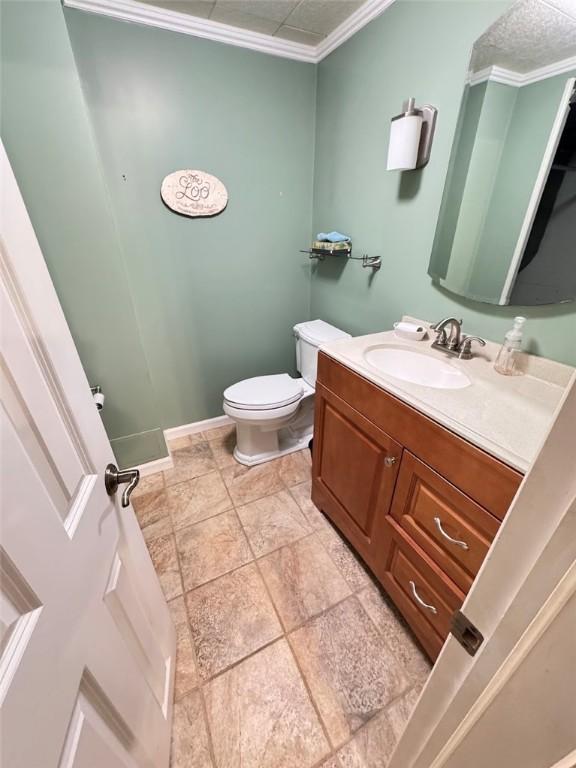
[312,382,402,571]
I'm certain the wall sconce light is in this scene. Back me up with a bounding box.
[386,97,438,171]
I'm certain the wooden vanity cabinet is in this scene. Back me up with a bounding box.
[312,352,523,660]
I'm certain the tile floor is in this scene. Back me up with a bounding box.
[133,425,431,768]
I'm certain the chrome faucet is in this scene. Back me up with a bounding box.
[431,317,463,351]
[430,318,486,360]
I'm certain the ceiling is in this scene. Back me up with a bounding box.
[138,0,367,46]
[470,0,576,75]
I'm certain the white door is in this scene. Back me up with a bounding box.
[388,374,576,768]
[0,142,176,768]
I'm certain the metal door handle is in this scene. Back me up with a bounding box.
[105,463,140,508]
[409,580,438,614]
[384,456,397,467]
[434,517,470,550]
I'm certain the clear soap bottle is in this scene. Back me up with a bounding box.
[494,316,526,376]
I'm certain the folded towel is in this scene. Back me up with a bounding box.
[317,231,350,243]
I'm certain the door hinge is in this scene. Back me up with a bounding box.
[451,610,484,656]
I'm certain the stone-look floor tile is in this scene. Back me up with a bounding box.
[237,490,311,557]
[276,450,311,486]
[289,481,330,531]
[170,690,213,768]
[148,534,183,601]
[357,584,431,686]
[221,461,284,506]
[336,687,420,768]
[168,434,206,451]
[175,511,252,591]
[164,441,216,487]
[142,514,173,544]
[132,471,164,499]
[289,597,409,748]
[204,639,329,768]
[168,471,233,531]
[320,758,342,768]
[259,534,351,631]
[207,429,238,469]
[168,596,199,699]
[132,483,171,530]
[185,563,282,679]
[318,526,371,592]
[203,423,235,442]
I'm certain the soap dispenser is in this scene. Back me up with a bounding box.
[494,316,526,376]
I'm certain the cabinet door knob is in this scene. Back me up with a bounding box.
[384,456,397,467]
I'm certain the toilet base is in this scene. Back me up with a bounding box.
[233,425,313,467]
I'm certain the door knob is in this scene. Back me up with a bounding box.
[105,463,140,508]
[384,456,397,467]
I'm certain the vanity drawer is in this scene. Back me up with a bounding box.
[390,452,500,593]
[379,520,465,660]
[317,352,523,520]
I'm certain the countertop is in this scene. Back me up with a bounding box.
[319,328,574,473]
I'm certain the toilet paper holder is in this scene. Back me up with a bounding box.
[91,385,105,411]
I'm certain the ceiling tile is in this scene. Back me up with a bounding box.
[214,0,300,23]
[139,0,215,18]
[284,0,365,35]
[274,24,324,44]
[210,2,280,33]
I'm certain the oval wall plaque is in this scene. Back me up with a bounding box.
[161,169,228,218]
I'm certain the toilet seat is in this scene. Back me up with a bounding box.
[224,374,303,411]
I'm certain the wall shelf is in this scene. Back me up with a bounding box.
[300,245,381,270]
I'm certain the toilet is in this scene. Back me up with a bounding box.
[223,320,350,466]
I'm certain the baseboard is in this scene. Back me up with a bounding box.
[131,414,233,476]
[134,454,174,477]
[163,414,233,441]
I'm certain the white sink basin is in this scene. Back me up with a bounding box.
[363,345,471,390]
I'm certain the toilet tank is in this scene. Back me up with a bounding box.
[293,320,351,387]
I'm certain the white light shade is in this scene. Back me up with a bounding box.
[387,114,423,170]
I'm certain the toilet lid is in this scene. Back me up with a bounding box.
[224,374,303,410]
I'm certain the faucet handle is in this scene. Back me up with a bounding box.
[459,336,486,360]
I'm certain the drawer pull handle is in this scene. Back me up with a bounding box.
[409,580,438,614]
[434,517,470,551]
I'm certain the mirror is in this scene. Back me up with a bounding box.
[428,0,576,306]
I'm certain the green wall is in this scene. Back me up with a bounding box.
[3,0,575,470]
[0,0,165,467]
[1,1,316,467]
[311,0,576,365]
[64,9,316,435]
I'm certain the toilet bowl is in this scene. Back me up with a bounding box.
[223,320,350,466]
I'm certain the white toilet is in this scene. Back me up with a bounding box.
[223,319,350,466]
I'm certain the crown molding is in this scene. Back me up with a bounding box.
[315,0,397,61]
[63,0,318,62]
[63,0,398,64]
[468,56,576,88]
